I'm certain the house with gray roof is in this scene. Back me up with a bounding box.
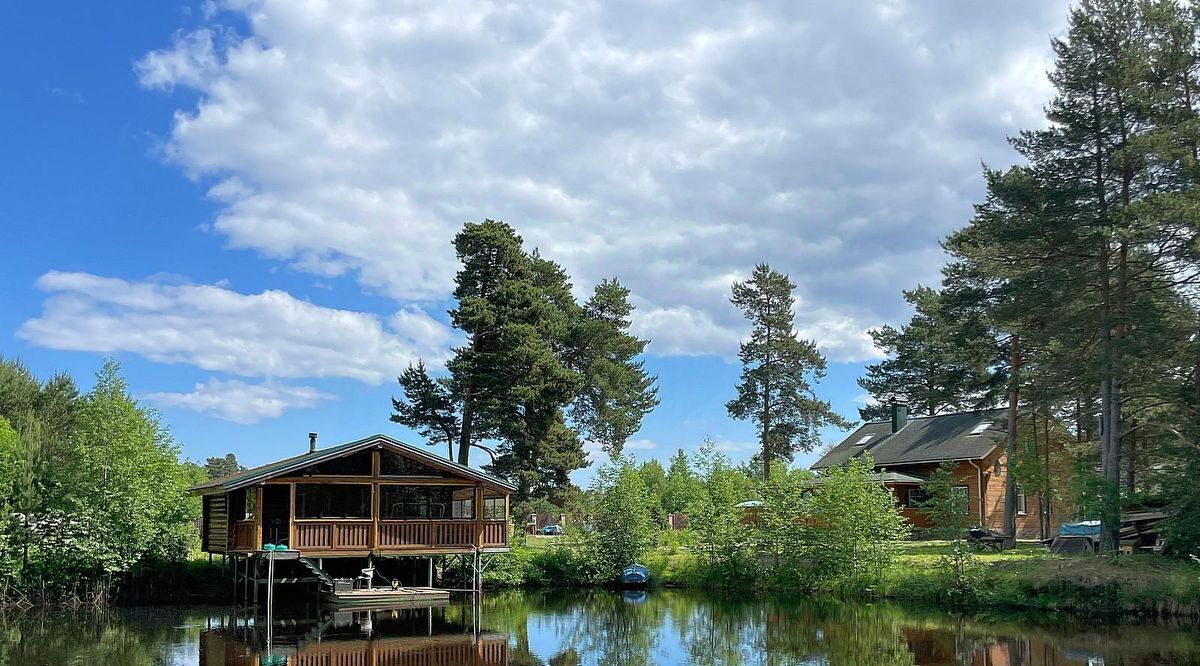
[811,403,1064,538]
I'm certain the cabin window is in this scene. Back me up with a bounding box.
[452,497,474,519]
[905,488,928,508]
[380,451,448,477]
[242,488,257,520]
[297,450,373,476]
[483,497,505,520]
[295,483,371,519]
[1016,485,1027,515]
[968,421,992,436]
[379,486,474,519]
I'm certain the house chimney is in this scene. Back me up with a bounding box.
[890,401,908,433]
[308,432,318,453]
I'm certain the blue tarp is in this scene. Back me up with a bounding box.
[1059,520,1101,537]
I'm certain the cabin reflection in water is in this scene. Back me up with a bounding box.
[903,628,1111,666]
[199,602,508,666]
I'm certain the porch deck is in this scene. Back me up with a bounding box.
[320,585,451,606]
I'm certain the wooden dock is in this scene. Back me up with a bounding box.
[320,586,451,607]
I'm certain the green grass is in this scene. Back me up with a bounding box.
[502,535,1200,615]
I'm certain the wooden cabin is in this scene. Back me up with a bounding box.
[191,434,514,558]
[812,405,1073,539]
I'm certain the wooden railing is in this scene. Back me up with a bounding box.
[285,518,508,552]
[482,520,508,547]
[294,520,372,550]
[231,520,257,551]
[372,519,508,549]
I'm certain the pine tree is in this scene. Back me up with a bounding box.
[944,0,1200,550]
[392,220,658,501]
[727,264,850,480]
[857,286,1002,420]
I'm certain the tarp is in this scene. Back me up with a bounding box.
[1059,520,1100,537]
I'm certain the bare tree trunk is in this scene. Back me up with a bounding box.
[1125,424,1136,494]
[1043,409,1052,540]
[1003,335,1020,538]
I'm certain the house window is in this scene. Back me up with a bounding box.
[244,488,256,520]
[452,498,474,519]
[906,488,928,508]
[968,421,992,436]
[483,497,505,520]
[1016,485,1027,515]
[951,486,970,515]
[993,459,1003,475]
[295,484,371,519]
[380,486,453,519]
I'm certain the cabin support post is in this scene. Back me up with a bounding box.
[288,482,296,549]
[428,556,434,587]
[474,483,484,548]
[254,486,264,550]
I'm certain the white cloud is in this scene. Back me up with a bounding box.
[625,438,656,451]
[136,1,1069,361]
[143,379,332,424]
[18,271,454,384]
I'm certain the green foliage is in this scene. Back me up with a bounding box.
[727,263,850,479]
[686,441,755,582]
[636,459,667,527]
[392,220,658,500]
[801,455,907,588]
[938,539,981,607]
[202,453,245,480]
[661,448,702,516]
[858,286,1001,421]
[591,456,656,577]
[0,357,201,603]
[917,462,971,539]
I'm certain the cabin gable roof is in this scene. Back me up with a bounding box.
[190,434,517,494]
[811,408,1006,470]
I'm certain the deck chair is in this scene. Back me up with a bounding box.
[1139,537,1167,554]
[358,565,375,590]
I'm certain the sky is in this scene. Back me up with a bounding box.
[0,1,1069,483]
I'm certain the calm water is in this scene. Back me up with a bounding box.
[2,590,1198,665]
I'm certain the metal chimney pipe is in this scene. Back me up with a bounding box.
[308,432,318,453]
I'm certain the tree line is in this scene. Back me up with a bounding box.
[0,357,203,604]
[856,0,1200,554]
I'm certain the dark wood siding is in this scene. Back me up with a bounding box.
[204,494,229,553]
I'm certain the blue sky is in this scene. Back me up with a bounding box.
[0,2,1067,482]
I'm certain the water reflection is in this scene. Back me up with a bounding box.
[198,601,506,666]
[0,590,1198,665]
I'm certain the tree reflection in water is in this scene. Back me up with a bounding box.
[1,590,1198,665]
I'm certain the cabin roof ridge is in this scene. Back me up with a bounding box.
[188,432,517,494]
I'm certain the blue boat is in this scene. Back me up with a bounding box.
[620,564,649,587]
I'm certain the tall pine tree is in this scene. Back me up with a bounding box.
[392,220,658,501]
[727,264,849,480]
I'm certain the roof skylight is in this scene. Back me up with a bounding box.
[968,421,992,436]
[854,434,874,446]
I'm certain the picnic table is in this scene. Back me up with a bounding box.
[968,528,1014,552]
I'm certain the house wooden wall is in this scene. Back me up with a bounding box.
[886,447,1073,539]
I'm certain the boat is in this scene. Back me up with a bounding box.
[620,564,649,587]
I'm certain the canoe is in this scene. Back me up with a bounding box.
[621,564,649,587]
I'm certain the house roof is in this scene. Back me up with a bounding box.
[811,408,1007,470]
[189,433,517,494]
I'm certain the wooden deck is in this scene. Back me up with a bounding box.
[320,586,451,606]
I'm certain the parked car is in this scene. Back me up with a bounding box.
[540,524,563,536]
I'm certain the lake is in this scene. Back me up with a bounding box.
[2,589,1198,665]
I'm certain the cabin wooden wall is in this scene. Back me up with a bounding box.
[202,494,229,553]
